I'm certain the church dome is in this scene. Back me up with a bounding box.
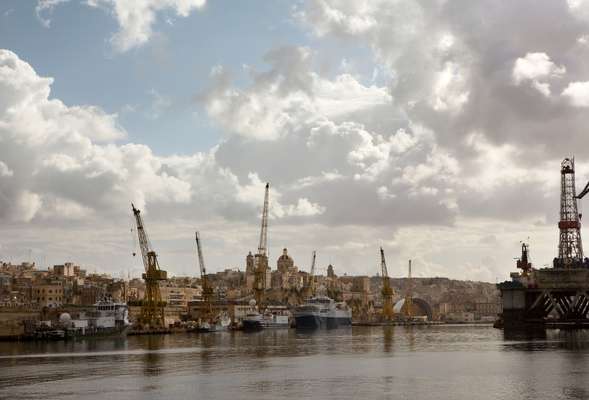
[278,248,293,261]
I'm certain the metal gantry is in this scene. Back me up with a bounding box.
[131,204,167,328]
[556,158,584,267]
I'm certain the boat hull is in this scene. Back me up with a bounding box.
[295,314,352,329]
[242,312,290,331]
[242,319,263,331]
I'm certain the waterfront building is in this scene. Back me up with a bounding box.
[32,281,64,308]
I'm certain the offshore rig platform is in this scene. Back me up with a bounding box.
[498,158,589,329]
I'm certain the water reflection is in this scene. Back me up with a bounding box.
[383,326,393,353]
[503,328,589,351]
[4,326,589,400]
[405,326,416,351]
[142,335,165,377]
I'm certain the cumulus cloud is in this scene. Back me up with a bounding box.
[562,81,589,106]
[0,161,14,177]
[0,48,324,233]
[202,46,391,141]
[431,61,470,112]
[512,52,565,84]
[35,0,71,28]
[512,52,565,96]
[13,0,589,280]
[38,0,207,51]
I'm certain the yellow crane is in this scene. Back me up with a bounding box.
[253,183,270,310]
[195,231,214,321]
[131,204,167,328]
[380,247,394,320]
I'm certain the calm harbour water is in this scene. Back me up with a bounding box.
[1,325,589,400]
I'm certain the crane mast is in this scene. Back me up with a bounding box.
[380,247,394,320]
[254,183,270,309]
[258,183,270,256]
[131,204,167,328]
[196,231,214,320]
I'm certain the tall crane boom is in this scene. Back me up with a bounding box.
[380,247,394,320]
[195,231,213,320]
[131,204,167,328]
[132,203,152,272]
[258,183,270,256]
[253,183,270,310]
[195,231,206,278]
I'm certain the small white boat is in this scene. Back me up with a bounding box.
[197,313,231,332]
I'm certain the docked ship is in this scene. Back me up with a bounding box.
[240,298,290,331]
[242,310,289,331]
[294,296,352,329]
[32,299,130,339]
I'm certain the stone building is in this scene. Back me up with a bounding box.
[272,248,300,290]
[32,281,64,308]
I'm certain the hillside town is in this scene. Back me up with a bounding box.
[0,247,500,338]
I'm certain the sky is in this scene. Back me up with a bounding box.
[2,0,589,281]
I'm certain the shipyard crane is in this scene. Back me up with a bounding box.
[403,259,413,319]
[380,247,394,320]
[131,204,167,328]
[253,183,270,309]
[196,231,214,321]
[304,250,317,299]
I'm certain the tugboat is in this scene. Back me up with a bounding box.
[294,295,352,329]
